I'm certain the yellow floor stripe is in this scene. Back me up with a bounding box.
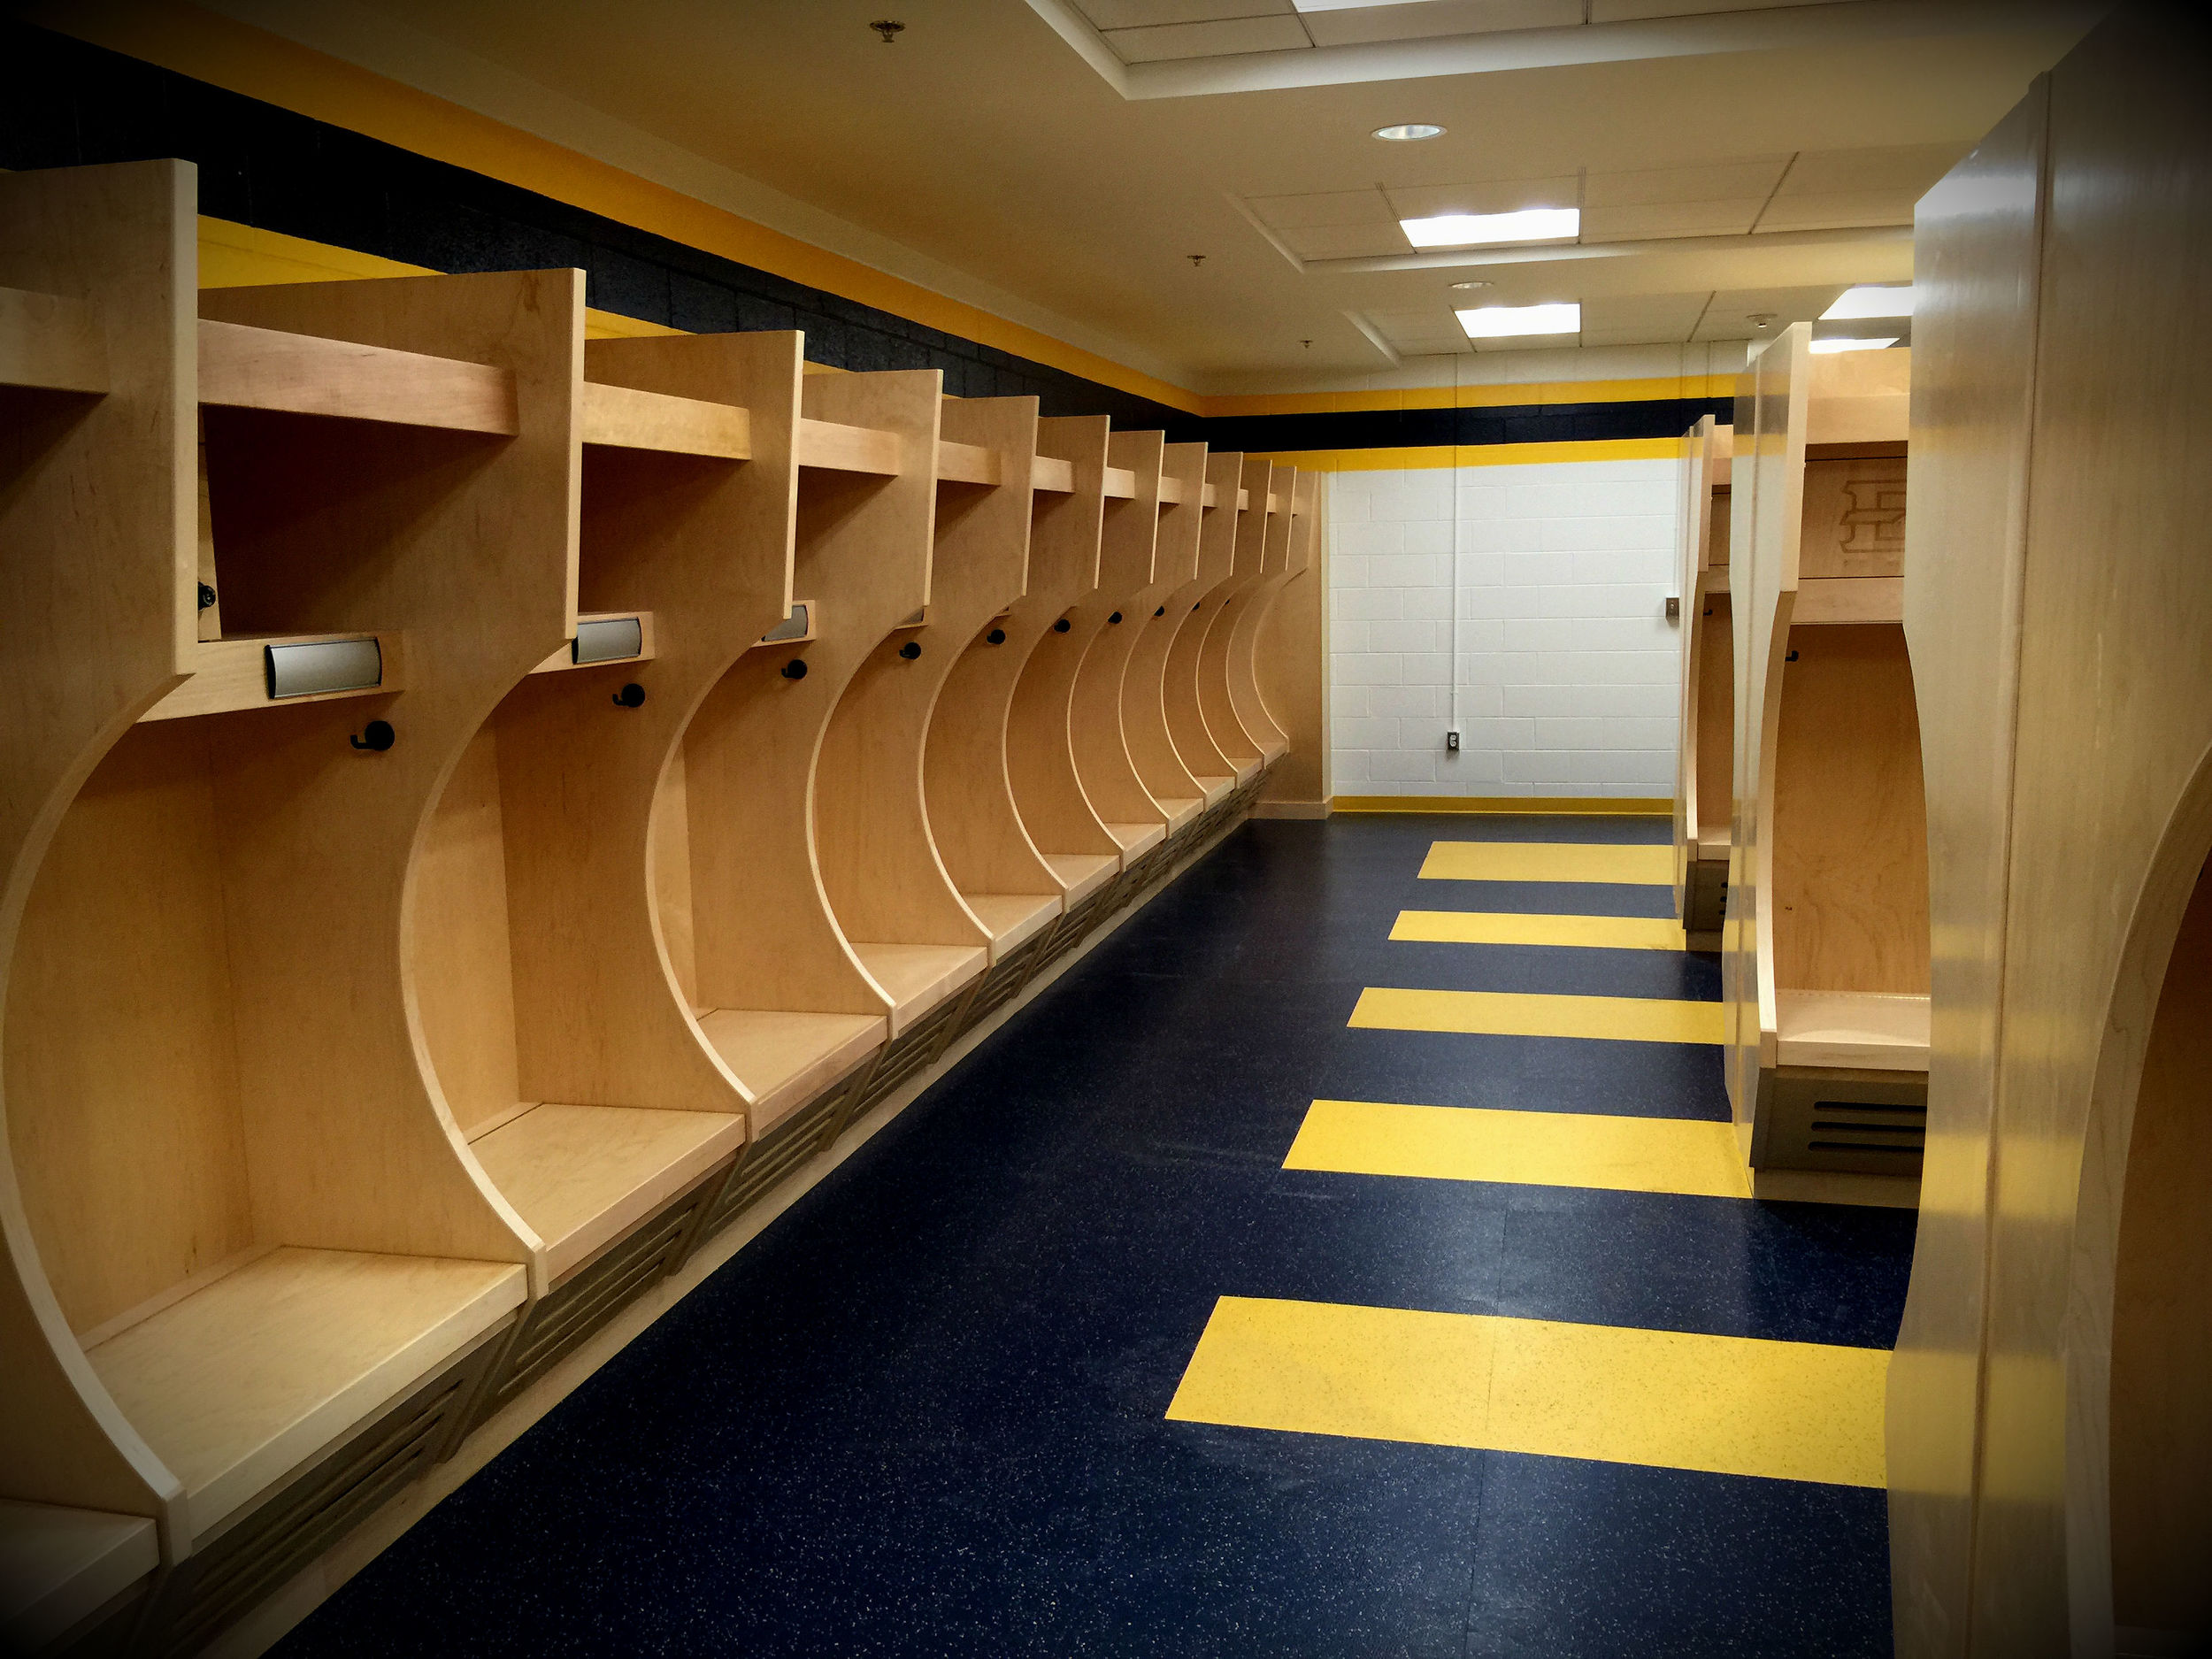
[1417,841,1673,886]
[1390,910,1686,950]
[1350,987,1724,1046]
[1167,1296,1887,1488]
[1286,1099,1752,1200]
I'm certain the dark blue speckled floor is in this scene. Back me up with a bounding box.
[274,815,1912,1658]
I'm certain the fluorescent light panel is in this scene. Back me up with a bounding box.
[1809,335,1900,354]
[1822,284,1914,320]
[1458,302,1581,340]
[1402,207,1579,249]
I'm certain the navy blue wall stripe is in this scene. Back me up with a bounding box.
[2,22,1729,455]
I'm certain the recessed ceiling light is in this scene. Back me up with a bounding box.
[1809,335,1900,354]
[1403,208,1579,250]
[1821,284,1914,320]
[1458,302,1581,340]
[1373,123,1445,142]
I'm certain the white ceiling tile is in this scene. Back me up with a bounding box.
[1363,309,1474,354]
[1580,201,1764,241]
[1386,175,1581,219]
[1694,286,1844,342]
[1299,0,1580,48]
[1248,188,1397,229]
[1102,14,1312,61]
[1279,222,1415,258]
[1076,0,1294,27]
[1578,293,1707,343]
[1584,157,1789,208]
[1778,143,1964,196]
[1755,191,1919,232]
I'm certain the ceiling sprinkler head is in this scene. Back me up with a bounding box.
[1448,280,1492,292]
[1187,253,1207,267]
[870,19,904,42]
[1747,311,1778,330]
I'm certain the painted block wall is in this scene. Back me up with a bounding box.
[1327,456,1682,797]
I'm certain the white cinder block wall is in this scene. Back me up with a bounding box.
[1327,456,1682,797]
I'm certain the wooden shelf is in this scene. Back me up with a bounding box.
[1202,483,1220,509]
[467,1103,742,1281]
[1236,488,1250,510]
[1045,851,1118,902]
[527,612,656,674]
[796,415,901,475]
[84,1248,524,1537]
[1102,465,1137,500]
[1156,476,1185,505]
[1194,775,1234,807]
[141,631,403,722]
[1794,576,1904,625]
[1261,740,1289,765]
[1031,456,1075,494]
[580,380,749,459]
[0,284,107,394]
[695,1009,887,1133]
[935,438,1002,487]
[851,942,987,1032]
[0,1501,157,1654]
[1774,990,1930,1071]
[197,318,517,434]
[964,892,1061,959]
[1104,820,1166,864]
[1694,829,1730,861]
[1157,796,1202,833]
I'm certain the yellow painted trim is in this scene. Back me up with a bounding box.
[1390,910,1686,951]
[1333,795,1671,816]
[1416,841,1674,887]
[197,215,685,339]
[1210,373,1737,419]
[45,0,1202,411]
[1349,986,1724,1045]
[1256,438,1685,472]
[1286,1099,1752,1200]
[1167,1296,1887,1486]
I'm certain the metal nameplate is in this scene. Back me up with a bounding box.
[265,638,382,701]
[759,603,810,643]
[572,616,645,664]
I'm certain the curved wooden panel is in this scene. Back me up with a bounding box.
[1160,451,1247,794]
[1067,429,1170,841]
[1196,457,1277,774]
[1118,441,1212,818]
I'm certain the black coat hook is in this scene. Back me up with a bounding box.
[1108,611,1123,625]
[898,641,922,660]
[781,657,809,680]
[987,627,1006,645]
[1053,618,1071,633]
[612,682,646,708]
[350,719,396,752]
[1155,606,1165,618]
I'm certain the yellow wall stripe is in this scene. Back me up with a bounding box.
[1350,987,1724,1046]
[1417,840,1673,886]
[1333,795,1671,817]
[1252,438,1685,472]
[1390,910,1686,951]
[1212,373,1737,419]
[1165,1296,1887,1488]
[43,0,1202,412]
[1286,1099,1751,1200]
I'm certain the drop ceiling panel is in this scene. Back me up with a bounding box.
[1075,0,1294,25]
[1578,292,1709,346]
[1580,200,1765,241]
[1102,14,1313,60]
[1386,175,1582,219]
[1755,191,1919,232]
[1584,157,1790,208]
[1781,144,1962,195]
[1248,188,1397,229]
[1362,308,1473,356]
[1298,0,1582,48]
[1279,222,1415,258]
[1693,285,1848,342]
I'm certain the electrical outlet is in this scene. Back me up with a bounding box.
[1445,729,1460,753]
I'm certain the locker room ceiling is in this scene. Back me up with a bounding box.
[178,0,2092,393]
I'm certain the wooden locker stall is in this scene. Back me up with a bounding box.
[1106,440,1214,889]
[662,371,938,1227]
[920,410,1073,1033]
[1253,468,1329,814]
[1889,14,2212,1652]
[1673,416,1734,948]
[1194,458,1281,792]
[1722,324,1925,1206]
[1,163,580,1656]
[1158,451,1251,828]
[1222,465,1309,792]
[817,396,1041,1118]
[995,418,1130,952]
[409,329,801,1424]
[1038,428,1168,889]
